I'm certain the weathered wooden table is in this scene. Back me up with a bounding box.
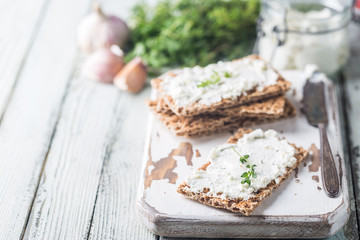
[0,0,359,239]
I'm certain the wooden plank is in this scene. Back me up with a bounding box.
[0,0,91,239]
[86,0,157,239]
[24,75,125,239]
[343,23,360,231]
[24,2,150,238]
[87,87,157,240]
[0,0,47,117]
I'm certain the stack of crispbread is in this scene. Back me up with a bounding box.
[148,55,295,137]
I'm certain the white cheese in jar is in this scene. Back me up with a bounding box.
[184,129,297,200]
[160,58,278,107]
[259,8,350,75]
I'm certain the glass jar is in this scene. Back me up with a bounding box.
[258,0,352,75]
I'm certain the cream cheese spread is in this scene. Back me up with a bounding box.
[160,58,278,107]
[184,129,297,200]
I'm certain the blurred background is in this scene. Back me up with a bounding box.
[0,0,359,239]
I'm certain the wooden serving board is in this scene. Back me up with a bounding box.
[137,71,350,238]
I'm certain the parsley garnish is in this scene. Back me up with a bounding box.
[231,147,256,186]
[197,71,221,88]
[224,71,232,78]
[241,164,257,186]
[197,78,220,88]
[231,147,249,164]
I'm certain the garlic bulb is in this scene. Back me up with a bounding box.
[82,45,124,83]
[77,3,129,53]
[114,57,147,93]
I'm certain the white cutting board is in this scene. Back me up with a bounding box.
[137,71,350,238]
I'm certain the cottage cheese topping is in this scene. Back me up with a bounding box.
[185,129,297,200]
[160,58,278,107]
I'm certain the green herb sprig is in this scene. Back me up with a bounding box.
[197,71,221,88]
[224,71,232,78]
[231,147,249,164]
[241,164,257,186]
[231,147,256,186]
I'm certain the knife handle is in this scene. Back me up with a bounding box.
[318,123,340,198]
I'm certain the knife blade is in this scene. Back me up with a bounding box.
[302,79,328,127]
[301,73,339,198]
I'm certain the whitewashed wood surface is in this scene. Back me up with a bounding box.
[0,0,358,239]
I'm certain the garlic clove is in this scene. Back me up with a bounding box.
[82,45,124,84]
[114,57,148,94]
[96,15,129,51]
[77,3,129,53]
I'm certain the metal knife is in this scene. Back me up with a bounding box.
[301,72,339,198]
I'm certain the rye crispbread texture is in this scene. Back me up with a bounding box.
[151,55,291,117]
[148,95,286,117]
[177,128,308,215]
[148,97,296,138]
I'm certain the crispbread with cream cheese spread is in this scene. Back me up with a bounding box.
[151,55,291,117]
[148,97,296,137]
[177,128,308,215]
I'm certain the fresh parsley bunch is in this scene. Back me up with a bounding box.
[126,0,260,72]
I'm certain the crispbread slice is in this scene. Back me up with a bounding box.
[148,97,296,138]
[151,55,291,117]
[177,128,308,215]
[148,95,287,117]
[180,103,295,138]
